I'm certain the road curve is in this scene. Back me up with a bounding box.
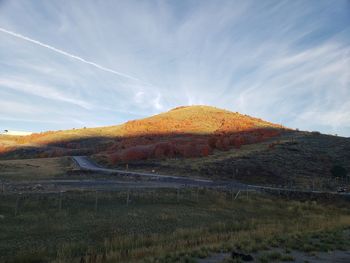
[72,156,213,185]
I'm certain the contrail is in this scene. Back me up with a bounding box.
[0,27,140,81]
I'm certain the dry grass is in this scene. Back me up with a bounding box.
[0,157,73,181]
[1,189,349,262]
[122,105,282,136]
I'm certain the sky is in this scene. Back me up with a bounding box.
[0,0,349,136]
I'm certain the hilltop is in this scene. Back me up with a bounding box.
[122,105,283,136]
[0,105,284,161]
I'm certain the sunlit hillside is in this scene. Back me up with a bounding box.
[122,105,283,135]
[0,105,285,162]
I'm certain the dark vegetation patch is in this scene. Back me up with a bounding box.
[124,132,350,190]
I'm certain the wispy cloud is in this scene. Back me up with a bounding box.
[0,100,40,114]
[0,0,349,135]
[0,78,92,109]
[0,27,141,81]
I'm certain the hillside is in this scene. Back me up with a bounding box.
[0,105,284,161]
[127,131,350,190]
[122,105,282,135]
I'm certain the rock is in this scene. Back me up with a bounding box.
[231,251,254,261]
[32,184,44,191]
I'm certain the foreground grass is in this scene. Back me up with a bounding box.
[0,157,73,181]
[0,189,349,262]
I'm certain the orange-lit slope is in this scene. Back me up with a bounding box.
[0,105,285,160]
[121,105,282,136]
[104,106,285,163]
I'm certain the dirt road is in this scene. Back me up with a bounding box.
[72,156,213,183]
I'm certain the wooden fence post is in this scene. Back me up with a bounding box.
[126,190,130,206]
[15,193,21,216]
[58,191,63,212]
[94,191,98,213]
[234,190,241,200]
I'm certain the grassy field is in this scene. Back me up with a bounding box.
[0,157,73,181]
[0,189,349,262]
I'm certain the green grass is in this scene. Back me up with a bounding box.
[0,189,349,262]
[280,229,350,252]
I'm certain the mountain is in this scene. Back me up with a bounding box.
[0,105,284,161]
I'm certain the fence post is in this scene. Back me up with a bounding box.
[234,190,240,200]
[126,189,130,206]
[177,188,180,202]
[15,193,21,216]
[94,190,98,213]
[58,191,62,212]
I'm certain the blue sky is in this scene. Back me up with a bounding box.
[0,0,349,136]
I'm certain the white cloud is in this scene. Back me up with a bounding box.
[0,100,39,114]
[152,93,163,110]
[0,78,92,109]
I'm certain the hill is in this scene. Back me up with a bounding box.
[0,105,284,161]
[1,105,349,190]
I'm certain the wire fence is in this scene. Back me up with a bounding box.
[0,187,259,218]
[1,180,349,219]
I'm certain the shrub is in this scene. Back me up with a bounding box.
[208,137,217,149]
[154,142,174,159]
[331,165,348,178]
[215,137,230,151]
[197,144,212,157]
[121,146,153,161]
[182,143,201,158]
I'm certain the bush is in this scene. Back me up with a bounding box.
[331,165,348,178]
[208,137,217,149]
[215,137,230,151]
[154,142,174,159]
